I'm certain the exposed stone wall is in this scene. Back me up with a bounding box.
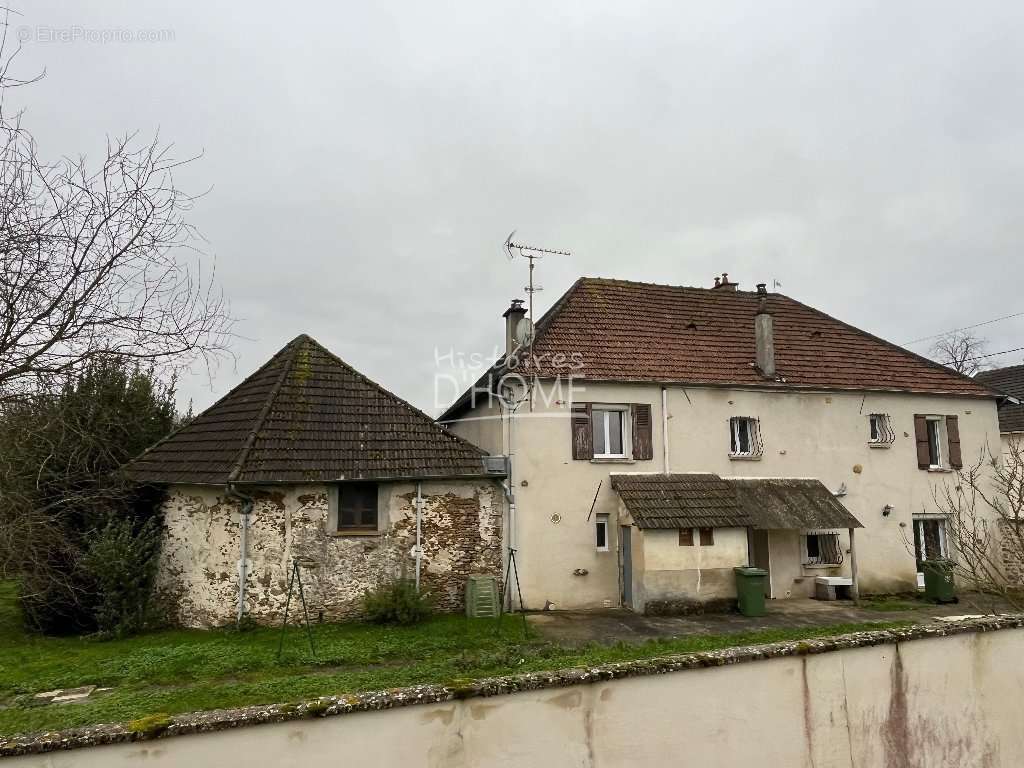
[1000,520,1024,586]
[156,480,504,628]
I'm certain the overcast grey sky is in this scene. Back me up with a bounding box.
[13,1,1024,414]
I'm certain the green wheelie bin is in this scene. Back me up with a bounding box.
[921,559,957,603]
[734,566,768,617]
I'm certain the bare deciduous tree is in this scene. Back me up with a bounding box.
[928,438,1024,610]
[0,10,231,402]
[930,330,989,376]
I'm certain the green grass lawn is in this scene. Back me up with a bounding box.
[0,581,910,738]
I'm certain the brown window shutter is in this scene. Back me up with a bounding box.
[913,415,930,469]
[631,404,654,461]
[946,415,962,469]
[571,403,593,460]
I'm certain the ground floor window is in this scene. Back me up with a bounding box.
[338,482,379,531]
[679,527,714,546]
[913,516,948,570]
[595,513,609,551]
[803,532,843,566]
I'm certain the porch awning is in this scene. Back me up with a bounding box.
[728,478,863,530]
[610,474,863,531]
[609,473,752,529]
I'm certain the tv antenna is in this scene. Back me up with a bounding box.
[503,230,571,338]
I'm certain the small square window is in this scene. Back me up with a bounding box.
[338,483,378,531]
[678,528,694,546]
[729,417,762,458]
[803,532,842,565]
[595,513,610,551]
[869,414,893,445]
[699,527,715,546]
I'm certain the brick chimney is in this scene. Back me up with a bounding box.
[755,294,775,377]
[503,299,527,359]
[712,272,738,291]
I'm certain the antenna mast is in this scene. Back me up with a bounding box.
[503,231,571,343]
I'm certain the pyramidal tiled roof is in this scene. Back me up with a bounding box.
[122,335,493,485]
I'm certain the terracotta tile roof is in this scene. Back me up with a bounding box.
[516,278,996,396]
[610,473,751,529]
[122,335,496,485]
[975,365,1024,433]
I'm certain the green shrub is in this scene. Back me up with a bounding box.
[127,713,173,735]
[362,579,432,625]
[81,516,162,637]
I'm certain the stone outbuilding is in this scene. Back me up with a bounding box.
[122,334,507,628]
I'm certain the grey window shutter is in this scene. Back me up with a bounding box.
[631,404,653,460]
[913,415,930,469]
[946,415,962,469]
[571,403,593,460]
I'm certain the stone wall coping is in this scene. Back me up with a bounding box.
[2,614,1022,758]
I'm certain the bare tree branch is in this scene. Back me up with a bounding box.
[0,12,232,402]
[926,437,1024,610]
[930,330,990,376]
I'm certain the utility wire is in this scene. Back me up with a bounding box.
[904,311,1024,346]
[963,345,1024,363]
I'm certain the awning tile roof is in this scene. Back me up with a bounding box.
[610,473,863,531]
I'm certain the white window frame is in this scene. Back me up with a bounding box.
[913,515,949,563]
[595,513,610,552]
[926,416,946,469]
[729,416,761,458]
[592,405,629,459]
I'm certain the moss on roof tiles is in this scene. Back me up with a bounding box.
[121,335,491,485]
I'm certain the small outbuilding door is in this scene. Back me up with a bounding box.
[620,525,633,608]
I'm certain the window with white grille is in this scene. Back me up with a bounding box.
[868,413,894,446]
[803,532,843,566]
[729,416,763,458]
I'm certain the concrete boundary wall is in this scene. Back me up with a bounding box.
[4,616,1024,766]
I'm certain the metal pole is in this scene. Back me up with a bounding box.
[415,482,423,592]
[225,483,255,626]
[237,511,249,623]
[295,563,316,658]
[849,527,860,602]
[661,386,670,474]
[276,562,295,661]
